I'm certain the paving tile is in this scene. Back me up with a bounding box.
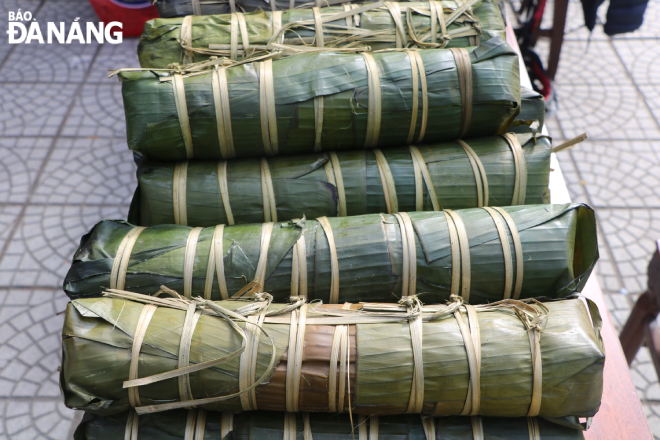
[553,41,631,86]
[554,150,591,205]
[0,204,128,288]
[613,39,660,85]
[0,398,76,440]
[88,38,140,84]
[570,139,660,208]
[61,83,126,138]
[645,403,660,440]
[0,137,52,204]
[639,84,660,125]
[0,83,78,137]
[0,207,22,255]
[0,1,43,65]
[32,137,136,205]
[34,0,98,24]
[596,209,660,295]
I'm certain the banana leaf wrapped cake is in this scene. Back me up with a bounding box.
[64,204,597,304]
[129,134,551,227]
[61,290,604,418]
[139,0,502,68]
[119,37,520,160]
[75,410,586,439]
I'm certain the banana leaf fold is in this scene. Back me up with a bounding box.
[74,410,586,439]
[129,133,552,227]
[61,293,604,418]
[119,37,520,160]
[139,1,503,68]
[64,203,598,304]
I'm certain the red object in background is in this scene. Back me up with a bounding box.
[87,0,159,37]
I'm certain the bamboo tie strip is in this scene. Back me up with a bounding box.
[409,146,440,211]
[317,216,340,304]
[443,210,471,302]
[173,161,189,225]
[471,416,484,440]
[501,133,528,205]
[110,226,146,290]
[180,16,194,65]
[492,206,524,299]
[212,67,235,159]
[124,409,139,440]
[217,161,235,225]
[204,224,230,300]
[255,222,275,288]
[362,53,382,148]
[406,50,429,145]
[328,303,351,412]
[230,12,250,61]
[286,303,309,412]
[172,73,194,159]
[449,48,473,139]
[239,311,266,410]
[323,152,347,216]
[260,158,278,222]
[456,139,489,207]
[291,235,308,299]
[259,59,279,155]
[373,149,398,214]
[190,0,201,15]
[183,227,204,298]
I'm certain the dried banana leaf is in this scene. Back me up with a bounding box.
[139,1,502,68]
[74,410,586,439]
[128,134,552,227]
[61,294,604,418]
[64,203,598,304]
[119,37,520,160]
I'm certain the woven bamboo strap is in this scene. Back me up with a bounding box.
[173,161,188,225]
[183,227,203,298]
[216,161,235,225]
[110,226,146,290]
[492,207,523,300]
[501,133,528,205]
[406,50,428,144]
[317,216,340,304]
[409,146,440,211]
[528,417,541,440]
[124,410,139,440]
[362,53,382,148]
[261,158,278,222]
[314,96,324,151]
[291,235,308,299]
[230,12,250,60]
[179,303,203,407]
[443,210,471,301]
[421,417,435,439]
[373,149,398,214]
[456,139,489,207]
[255,222,274,288]
[323,152,347,216]
[128,304,158,408]
[384,2,407,47]
[259,59,278,155]
[286,303,309,412]
[239,311,267,410]
[449,48,473,139]
[212,67,235,159]
[203,225,229,300]
[181,16,194,65]
[172,73,194,159]
[328,302,352,412]
[471,416,484,440]
[455,304,481,416]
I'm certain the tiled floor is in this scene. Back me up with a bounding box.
[0,0,658,438]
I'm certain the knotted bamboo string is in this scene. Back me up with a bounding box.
[260,158,278,222]
[212,67,235,159]
[180,16,194,65]
[110,226,146,290]
[444,210,471,302]
[183,227,203,298]
[492,207,523,300]
[373,149,398,214]
[501,133,528,205]
[255,222,275,288]
[317,216,340,304]
[173,161,188,225]
[409,146,440,211]
[291,235,308,299]
[406,50,428,145]
[361,53,382,148]
[216,161,235,225]
[456,139,489,207]
[259,59,278,155]
[449,48,473,139]
[172,73,194,159]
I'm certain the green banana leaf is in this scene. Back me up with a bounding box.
[153,0,231,17]
[120,37,520,160]
[64,204,598,304]
[139,1,503,68]
[509,87,545,135]
[74,411,586,439]
[128,134,552,227]
[61,295,604,417]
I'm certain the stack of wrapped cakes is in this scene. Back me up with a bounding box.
[63,1,602,439]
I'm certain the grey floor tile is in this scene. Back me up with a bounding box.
[554,41,631,86]
[613,39,660,86]
[0,137,52,204]
[570,139,660,208]
[88,38,140,84]
[645,402,660,440]
[0,398,76,440]
[0,288,68,398]
[61,83,125,138]
[34,0,97,23]
[0,83,78,137]
[554,150,591,205]
[0,207,22,254]
[596,208,660,295]
[639,84,660,125]
[32,137,136,205]
[0,204,128,288]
